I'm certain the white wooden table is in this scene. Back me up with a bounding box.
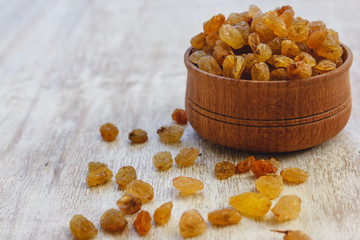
[1,0,359,239]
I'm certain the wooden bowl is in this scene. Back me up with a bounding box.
[184,44,353,153]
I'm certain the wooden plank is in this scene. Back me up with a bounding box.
[0,0,359,239]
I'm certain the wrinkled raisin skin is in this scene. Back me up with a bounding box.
[179,209,207,238]
[100,123,119,142]
[214,161,236,179]
[134,210,152,236]
[128,129,148,144]
[100,209,128,233]
[69,215,98,240]
[172,109,188,125]
[154,202,173,225]
[116,193,142,215]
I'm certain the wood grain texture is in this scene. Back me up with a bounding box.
[0,0,359,239]
[185,45,352,152]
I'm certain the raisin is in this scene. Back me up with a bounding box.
[214,161,236,180]
[219,24,245,49]
[263,11,288,37]
[279,9,295,27]
[248,32,260,52]
[254,22,277,43]
[128,129,148,144]
[203,14,225,34]
[116,193,142,214]
[179,209,207,238]
[314,34,343,61]
[229,192,272,218]
[86,162,113,187]
[197,55,222,75]
[208,209,242,226]
[172,176,204,195]
[271,195,301,222]
[294,52,316,67]
[255,175,283,200]
[223,55,245,79]
[157,125,184,143]
[288,18,309,42]
[248,4,261,18]
[267,55,294,68]
[154,201,173,225]
[270,68,288,80]
[280,167,309,184]
[99,123,119,142]
[134,210,152,236]
[255,43,272,62]
[126,180,154,203]
[313,60,337,73]
[265,158,281,171]
[243,53,259,73]
[287,61,312,80]
[281,40,301,58]
[69,215,98,240]
[190,32,206,49]
[251,159,277,178]
[267,37,285,55]
[225,12,249,25]
[189,50,208,64]
[272,230,312,240]
[115,166,137,189]
[175,147,199,167]
[153,151,173,171]
[172,109,188,125]
[212,40,234,66]
[233,21,251,42]
[205,32,219,50]
[236,156,255,173]
[251,62,270,81]
[100,209,128,233]
[334,57,343,67]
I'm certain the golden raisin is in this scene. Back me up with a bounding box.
[267,55,294,68]
[203,14,225,34]
[172,109,188,125]
[223,55,245,79]
[100,209,128,233]
[175,147,199,167]
[212,40,234,66]
[172,176,204,195]
[243,53,259,73]
[116,193,142,215]
[271,195,301,222]
[154,201,173,225]
[288,18,309,42]
[294,52,316,67]
[313,60,337,73]
[251,62,270,81]
[198,55,222,75]
[157,125,184,143]
[99,123,119,142]
[255,43,272,62]
[115,166,137,189]
[208,209,242,226]
[153,151,173,171]
[126,180,154,203]
[265,157,281,171]
[272,230,312,240]
[128,129,148,144]
[236,156,255,173]
[69,215,98,240]
[134,210,151,236]
[287,61,312,80]
[229,192,272,218]
[255,175,283,200]
[251,159,277,178]
[280,167,309,184]
[270,68,288,80]
[226,12,249,25]
[189,50,207,64]
[219,24,245,49]
[281,40,301,58]
[86,162,113,187]
[179,209,207,238]
[248,32,260,52]
[214,161,236,180]
[190,32,206,49]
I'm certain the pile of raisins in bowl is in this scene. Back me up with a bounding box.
[189,5,343,81]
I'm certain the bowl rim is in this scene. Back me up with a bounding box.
[184,43,353,84]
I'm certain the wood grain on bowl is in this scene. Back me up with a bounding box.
[184,44,353,153]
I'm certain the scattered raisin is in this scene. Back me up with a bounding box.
[271,195,301,222]
[157,125,184,143]
[255,174,283,200]
[236,156,255,173]
[126,180,154,203]
[172,176,204,195]
[134,210,152,236]
[272,230,312,240]
[128,129,148,144]
[229,192,272,218]
[153,151,173,171]
[175,147,199,167]
[179,209,207,238]
[115,166,137,189]
[100,209,128,233]
[154,201,173,225]
[208,209,242,226]
[280,167,309,184]
[214,161,236,180]
[69,215,98,240]
[99,123,119,142]
[251,159,277,178]
[116,193,142,215]
[172,109,188,125]
[86,162,113,187]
